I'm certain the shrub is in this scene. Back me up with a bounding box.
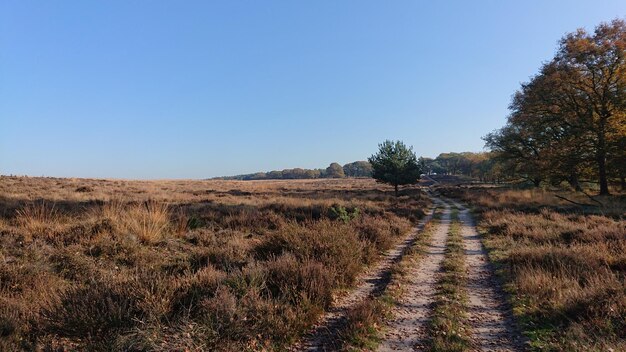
[328,204,360,222]
[40,278,144,342]
[255,220,364,287]
[169,266,226,316]
[265,254,334,307]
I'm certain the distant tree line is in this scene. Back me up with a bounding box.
[217,153,512,183]
[484,19,626,195]
[215,161,373,180]
[419,152,506,183]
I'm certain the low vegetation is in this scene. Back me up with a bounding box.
[340,296,391,351]
[439,185,626,351]
[0,176,428,351]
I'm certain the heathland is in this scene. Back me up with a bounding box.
[0,176,428,351]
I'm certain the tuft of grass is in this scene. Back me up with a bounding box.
[99,199,171,243]
[125,201,170,243]
[15,201,62,237]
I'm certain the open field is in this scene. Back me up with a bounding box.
[438,185,626,351]
[0,176,429,351]
[3,175,625,351]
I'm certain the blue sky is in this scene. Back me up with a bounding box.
[1,1,625,179]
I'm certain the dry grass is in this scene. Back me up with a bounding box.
[99,200,171,243]
[0,176,427,351]
[440,186,626,217]
[340,296,391,351]
[439,185,626,351]
[15,201,65,239]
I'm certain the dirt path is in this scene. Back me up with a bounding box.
[291,204,436,351]
[377,199,451,351]
[293,194,524,351]
[452,200,525,351]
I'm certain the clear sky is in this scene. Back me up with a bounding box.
[1,1,625,179]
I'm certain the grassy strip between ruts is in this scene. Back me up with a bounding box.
[427,209,472,352]
[338,207,442,351]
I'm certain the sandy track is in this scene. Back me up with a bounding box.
[453,201,525,351]
[377,200,450,351]
[294,194,524,352]
[291,204,436,351]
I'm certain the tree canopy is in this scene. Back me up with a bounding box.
[343,161,373,177]
[368,140,422,196]
[325,163,345,178]
[484,19,626,195]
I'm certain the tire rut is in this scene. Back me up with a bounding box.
[452,200,526,351]
[290,204,436,351]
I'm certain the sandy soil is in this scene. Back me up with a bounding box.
[378,196,525,352]
[455,202,525,351]
[377,199,450,351]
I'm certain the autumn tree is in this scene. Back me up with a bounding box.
[368,140,422,196]
[549,20,626,194]
[342,161,373,177]
[485,19,626,194]
[418,157,446,175]
[324,162,345,178]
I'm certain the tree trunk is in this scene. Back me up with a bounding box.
[394,184,399,197]
[597,150,610,196]
[533,177,541,188]
[597,120,610,196]
[568,173,583,192]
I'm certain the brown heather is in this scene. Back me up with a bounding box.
[0,176,426,351]
[438,186,626,351]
